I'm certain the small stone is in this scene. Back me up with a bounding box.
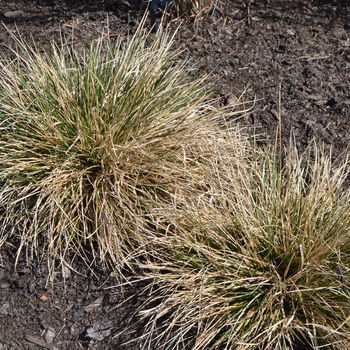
[4,10,25,18]
[44,328,56,344]
[0,302,10,315]
[83,321,111,341]
[61,263,71,280]
[70,325,77,335]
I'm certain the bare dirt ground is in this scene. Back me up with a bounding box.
[0,0,350,349]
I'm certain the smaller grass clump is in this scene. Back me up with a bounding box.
[138,141,350,350]
[0,19,225,270]
[177,0,220,17]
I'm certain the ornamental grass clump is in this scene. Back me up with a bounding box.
[177,0,220,17]
[139,142,350,350]
[0,20,224,270]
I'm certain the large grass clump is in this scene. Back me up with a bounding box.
[139,141,350,350]
[0,20,228,270]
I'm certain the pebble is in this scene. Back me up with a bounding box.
[61,263,71,280]
[0,302,10,316]
[83,321,111,341]
[70,325,77,335]
[79,321,111,341]
[44,328,56,344]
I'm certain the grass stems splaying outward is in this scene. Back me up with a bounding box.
[0,18,229,272]
[139,141,350,350]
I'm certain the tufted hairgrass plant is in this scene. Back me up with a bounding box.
[0,18,233,272]
[139,141,350,349]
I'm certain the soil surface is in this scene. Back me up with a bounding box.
[1,0,350,349]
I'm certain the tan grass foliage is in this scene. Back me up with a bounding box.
[0,18,244,272]
[139,141,350,350]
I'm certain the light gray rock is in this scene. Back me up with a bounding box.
[44,328,56,344]
[83,321,111,341]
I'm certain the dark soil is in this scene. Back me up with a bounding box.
[0,0,350,349]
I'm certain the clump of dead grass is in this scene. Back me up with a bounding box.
[0,18,245,273]
[138,139,350,350]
